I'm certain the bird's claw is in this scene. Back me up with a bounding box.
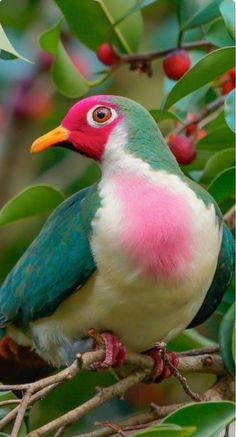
[88,329,126,370]
[148,342,178,383]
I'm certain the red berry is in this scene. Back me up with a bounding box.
[186,113,197,136]
[229,67,236,81]
[163,49,191,81]
[96,43,119,66]
[167,134,196,165]
[222,78,235,95]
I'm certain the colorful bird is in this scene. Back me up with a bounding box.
[0,96,234,378]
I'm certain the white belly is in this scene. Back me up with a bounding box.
[26,170,221,366]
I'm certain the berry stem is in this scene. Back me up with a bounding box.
[177,30,184,49]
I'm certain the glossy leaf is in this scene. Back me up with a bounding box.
[205,18,235,47]
[131,424,195,437]
[150,109,184,123]
[220,0,236,40]
[224,89,236,133]
[197,127,235,150]
[178,0,221,30]
[0,185,65,227]
[162,47,235,111]
[0,25,30,62]
[219,304,235,375]
[40,21,89,98]
[54,0,143,53]
[208,166,235,203]
[114,0,159,26]
[200,148,235,184]
[163,401,236,437]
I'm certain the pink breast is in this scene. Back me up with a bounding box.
[114,174,194,281]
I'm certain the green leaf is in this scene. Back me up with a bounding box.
[54,0,143,54]
[150,109,184,123]
[197,127,235,150]
[168,329,214,352]
[40,21,89,98]
[200,148,235,184]
[220,0,236,40]
[132,424,195,437]
[0,25,31,62]
[163,401,236,437]
[114,0,159,26]
[178,0,221,30]
[224,89,236,133]
[205,18,235,47]
[219,304,235,375]
[0,185,65,227]
[232,323,235,364]
[162,47,235,111]
[208,166,235,203]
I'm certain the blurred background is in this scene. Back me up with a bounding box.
[0,0,235,434]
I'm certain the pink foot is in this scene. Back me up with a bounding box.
[88,329,126,370]
[148,343,178,383]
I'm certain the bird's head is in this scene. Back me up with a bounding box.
[31,95,180,172]
[31,95,157,161]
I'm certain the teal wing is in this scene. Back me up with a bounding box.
[185,177,234,328]
[0,184,100,325]
[188,223,234,328]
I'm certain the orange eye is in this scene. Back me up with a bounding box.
[92,106,112,123]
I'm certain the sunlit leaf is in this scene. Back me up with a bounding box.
[162,47,235,111]
[0,185,65,227]
[54,0,143,53]
[131,424,195,437]
[220,0,236,40]
[178,0,221,30]
[114,0,159,26]
[163,401,236,437]
[0,25,30,62]
[205,18,235,47]
[224,89,236,133]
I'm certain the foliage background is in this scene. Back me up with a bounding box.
[0,0,235,435]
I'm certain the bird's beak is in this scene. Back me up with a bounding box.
[30,126,69,153]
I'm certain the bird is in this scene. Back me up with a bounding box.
[0,95,234,378]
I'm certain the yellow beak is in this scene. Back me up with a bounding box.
[30,126,69,153]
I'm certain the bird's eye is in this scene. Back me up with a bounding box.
[92,107,112,123]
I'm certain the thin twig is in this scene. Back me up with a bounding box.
[175,95,225,135]
[28,371,147,437]
[0,348,227,434]
[160,349,201,402]
[0,400,21,407]
[11,389,33,437]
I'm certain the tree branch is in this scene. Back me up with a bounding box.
[0,347,229,436]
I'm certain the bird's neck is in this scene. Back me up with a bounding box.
[101,123,183,179]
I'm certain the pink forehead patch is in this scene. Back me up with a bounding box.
[61,95,118,130]
[114,174,194,281]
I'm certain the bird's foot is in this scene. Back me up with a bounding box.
[147,342,178,383]
[88,329,126,370]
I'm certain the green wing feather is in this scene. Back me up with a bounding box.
[183,177,234,327]
[0,184,100,325]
